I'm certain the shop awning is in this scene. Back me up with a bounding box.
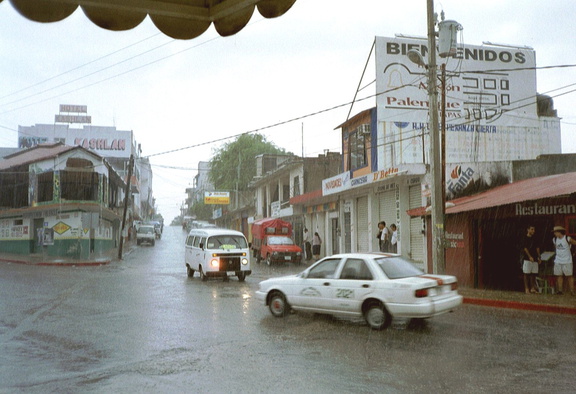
[407,172,576,217]
[6,0,297,39]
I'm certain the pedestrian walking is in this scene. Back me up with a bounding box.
[312,232,322,260]
[552,226,576,295]
[522,225,541,294]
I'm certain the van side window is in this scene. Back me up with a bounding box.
[192,236,201,248]
[186,236,194,246]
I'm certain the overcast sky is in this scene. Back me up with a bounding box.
[1,0,575,222]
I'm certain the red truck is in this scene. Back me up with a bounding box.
[251,218,303,265]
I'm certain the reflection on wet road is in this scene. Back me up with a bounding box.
[0,226,574,393]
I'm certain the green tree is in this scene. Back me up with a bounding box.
[209,134,291,191]
[189,200,213,221]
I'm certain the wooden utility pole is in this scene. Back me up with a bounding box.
[426,0,446,274]
[118,154,134,260]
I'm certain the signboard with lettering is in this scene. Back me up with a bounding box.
[375,36,559,165]
[204,191,230,205]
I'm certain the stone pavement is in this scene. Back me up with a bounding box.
[0,248,574,315]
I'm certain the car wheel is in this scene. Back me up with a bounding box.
[256,254,261,264]
[186,266,194,278]
[237,272,246,282]
[151,240,155,246]
[200,267,208,282]
[266,254,272,266]
[364,301,392,330]
[269,291,289,317]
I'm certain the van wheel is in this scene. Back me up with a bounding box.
[237,272,246,282]
[200,267,208,282]
[266,254,272,266]
[186,266,194,278]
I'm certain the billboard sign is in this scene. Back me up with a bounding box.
[374,36,555,164]
[204,191,230,205]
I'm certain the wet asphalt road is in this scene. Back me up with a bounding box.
[0,226,575,393]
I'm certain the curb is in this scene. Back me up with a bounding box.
[0,257,111,266]
[463,297,576,315]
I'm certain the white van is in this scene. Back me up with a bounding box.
[185,228,251,281]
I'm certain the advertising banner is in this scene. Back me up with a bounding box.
[374,36,554,164]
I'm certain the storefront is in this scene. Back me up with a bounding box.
[410,172,576,290]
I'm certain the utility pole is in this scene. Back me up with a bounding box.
[426,0,445,274]
[118,154,134,260]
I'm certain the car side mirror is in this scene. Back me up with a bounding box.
[300,271,308,279]
[199,242,204,250]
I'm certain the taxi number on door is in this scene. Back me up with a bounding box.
[336,289,354,299]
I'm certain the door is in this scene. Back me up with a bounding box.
[356,196,369,252]
[331,218,339,255]
[291,258,342,310]
[330,257,375,313]
[33,218,44,253]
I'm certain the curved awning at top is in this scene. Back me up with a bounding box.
[7,0,297,39]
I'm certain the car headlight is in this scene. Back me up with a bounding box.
[210,259,219,268]
[241,258,249,265]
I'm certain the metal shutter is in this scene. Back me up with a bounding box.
[378,190,396,227]
[409,185,424,262]
[356,196,369,252]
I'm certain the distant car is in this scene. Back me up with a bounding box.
[136,225,156,246]
[255,253,462,330]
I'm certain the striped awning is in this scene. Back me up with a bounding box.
[5,0,297,39]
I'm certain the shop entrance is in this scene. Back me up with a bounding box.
[479,218,551,291]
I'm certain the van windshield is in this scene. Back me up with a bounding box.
[206,235,248,250]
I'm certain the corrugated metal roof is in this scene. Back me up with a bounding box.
[407,172,576,217]
[0,143,97,170]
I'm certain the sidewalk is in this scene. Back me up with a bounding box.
[460,287,576,315]
[0,250,574,314]
[0,241,137,267]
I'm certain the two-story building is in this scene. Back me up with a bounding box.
[0,143,126,259]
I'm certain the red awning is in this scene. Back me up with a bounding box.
[7,0,297,39]
[407,172,576,217]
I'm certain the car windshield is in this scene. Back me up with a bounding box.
[268,236,294,246]
[138,227,154,234]
[375,256,424,279]
[206,235,247,250]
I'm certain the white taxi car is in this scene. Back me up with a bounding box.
[255,253,462,330]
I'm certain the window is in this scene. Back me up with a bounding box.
[293,175,300,196]
[307,258,341,279]
[186,236,195,246]
[37,171,54,202]
[193,236,202,248]
[340,258,373,280]
[349,131,367,169]
[60,171,99,201]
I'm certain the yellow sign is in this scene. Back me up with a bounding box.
[204,191,230,205]
[53,221,71,235]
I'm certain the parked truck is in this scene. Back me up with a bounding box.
[251,218,303,265]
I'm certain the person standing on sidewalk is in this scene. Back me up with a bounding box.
[303,228,312,261]
[522,225,541,294]
[390,224,398,254]
[312,232,322,260]
[552,226,576,295]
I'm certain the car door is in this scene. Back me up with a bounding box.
[290,258,342,311]
[329,258,376,313]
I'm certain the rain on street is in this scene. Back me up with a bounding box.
[1,226,574,393]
